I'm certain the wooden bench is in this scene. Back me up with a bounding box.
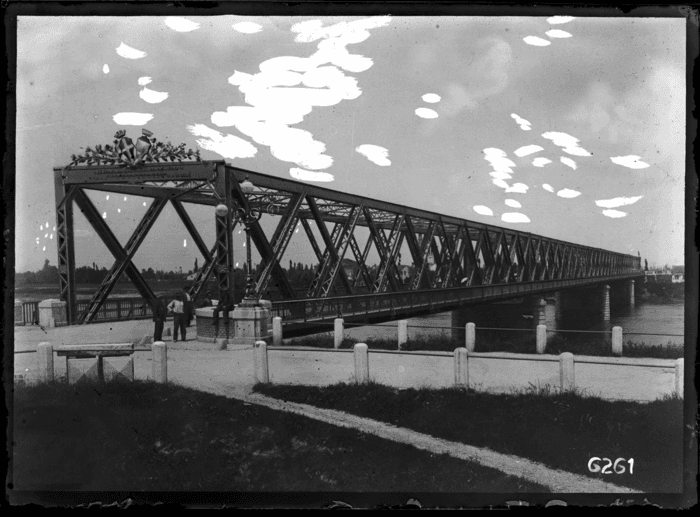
[56,343,136,383]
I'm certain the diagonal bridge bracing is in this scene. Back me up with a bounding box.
[55,159,642,326]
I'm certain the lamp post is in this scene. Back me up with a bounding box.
[234,176,262,306]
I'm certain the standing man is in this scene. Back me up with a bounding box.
[152,295,167,342]
[182,286,193,327]
[168,294,187,342]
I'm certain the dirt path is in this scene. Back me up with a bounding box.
[238,391,639,494]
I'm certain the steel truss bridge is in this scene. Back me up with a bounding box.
[54,160,643,335]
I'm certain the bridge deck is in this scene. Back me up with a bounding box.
[273,273,644,337]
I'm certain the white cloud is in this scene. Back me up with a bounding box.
[139,87,169,104]
[602,209,627,218]
[483,147,516,175]
[505,183,529,194]
[102,64,109,74]
[422,93,441,103]
[547,16,575,24]
[113,113,154,125]
[532,157,552,167]
[542,183,554,192]
[541,131,591,156]
[233,22,263,34]
[546,29,572,38]
[505,199,521,208]
[187,123,258,159]
[290,167,334,182]
[514,145,543,157]
[492,179,510,189]
[138,76,152,86]
[560,157,577,170]
[473,205,493,216]
[610,155,650,169]
[523,36,551,47]
[116,42,146,59]
[415,107,438,119]
[165,17,200,32]
[502,213,530,223]
[490,171,512,181]
[557,188,581,198]
[595,196,643,209]
[356,144,391,166]
[511,113,531,130]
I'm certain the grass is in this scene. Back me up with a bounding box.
[255,382,684,493]
[11,380,548,492]
[285,331,684,359]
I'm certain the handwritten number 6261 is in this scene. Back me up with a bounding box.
[588,457,634,474]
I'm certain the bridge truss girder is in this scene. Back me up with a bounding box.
[55,161,642,324]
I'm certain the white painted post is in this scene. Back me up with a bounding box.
[612,326,623,356]
[536,324,547,354]
[36,342,54,383]
[354,343,369,384]
[273,317,283,347]
[675,358,684,397]
[215,338,227,351]
[454,348,469,388]
[465,322,476,352]
[334,318,344,349]
[398,320,408,350]
[559,352,575,392]
[254,341,269,383]
[152,341,167,383]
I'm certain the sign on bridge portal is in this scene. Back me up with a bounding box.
[58,162,218,185]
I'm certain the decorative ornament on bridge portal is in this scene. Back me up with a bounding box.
[69,130,201,169]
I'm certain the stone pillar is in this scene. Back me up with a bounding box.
[36,342,54,383]
[536,325,547,354]
[601,284,610,322]
[272,317,283,347]
[38,299,68,328]
[152,341,167,383]
[559,352,575,392]
[611,326,623,356]
[627,280,635,309]
[334,318,344,349]
[229,300,272,347]
[454,348,469,388]
[675,359,684,397]
[254,341,269,383]
[354,343,369,384]
[465,322,476,352]
[544,298,557,335]
[397,320,408,350]
[451,306,479,342]
[15,300,24,326]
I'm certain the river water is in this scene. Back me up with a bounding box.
[336,302,685,347]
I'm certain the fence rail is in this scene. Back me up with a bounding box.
[20,297,153,325]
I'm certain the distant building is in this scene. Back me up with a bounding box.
[671,266,684,283]
[186,272,198,281]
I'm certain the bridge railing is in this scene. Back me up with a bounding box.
[272,272,642,323]
[76,297,154,323]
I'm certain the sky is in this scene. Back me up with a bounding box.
[15,14,686,275]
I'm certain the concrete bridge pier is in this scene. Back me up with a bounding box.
[627,279,635,309]
[601,284,611,322]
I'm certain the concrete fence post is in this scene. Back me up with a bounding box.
[152,341,167,383]
[354,343,369,384]
[215,338,227,351]
[465,322,476,352]
[559,352,575,392]
[675,358,684,397]
[36,342,54,383]
[254,341,270,384]
[536,325,547,354]
[398,320,408,350]
[273,317,283,347]
[334,318,344,349]
[612,326,623,356]
[454,348,469,388]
